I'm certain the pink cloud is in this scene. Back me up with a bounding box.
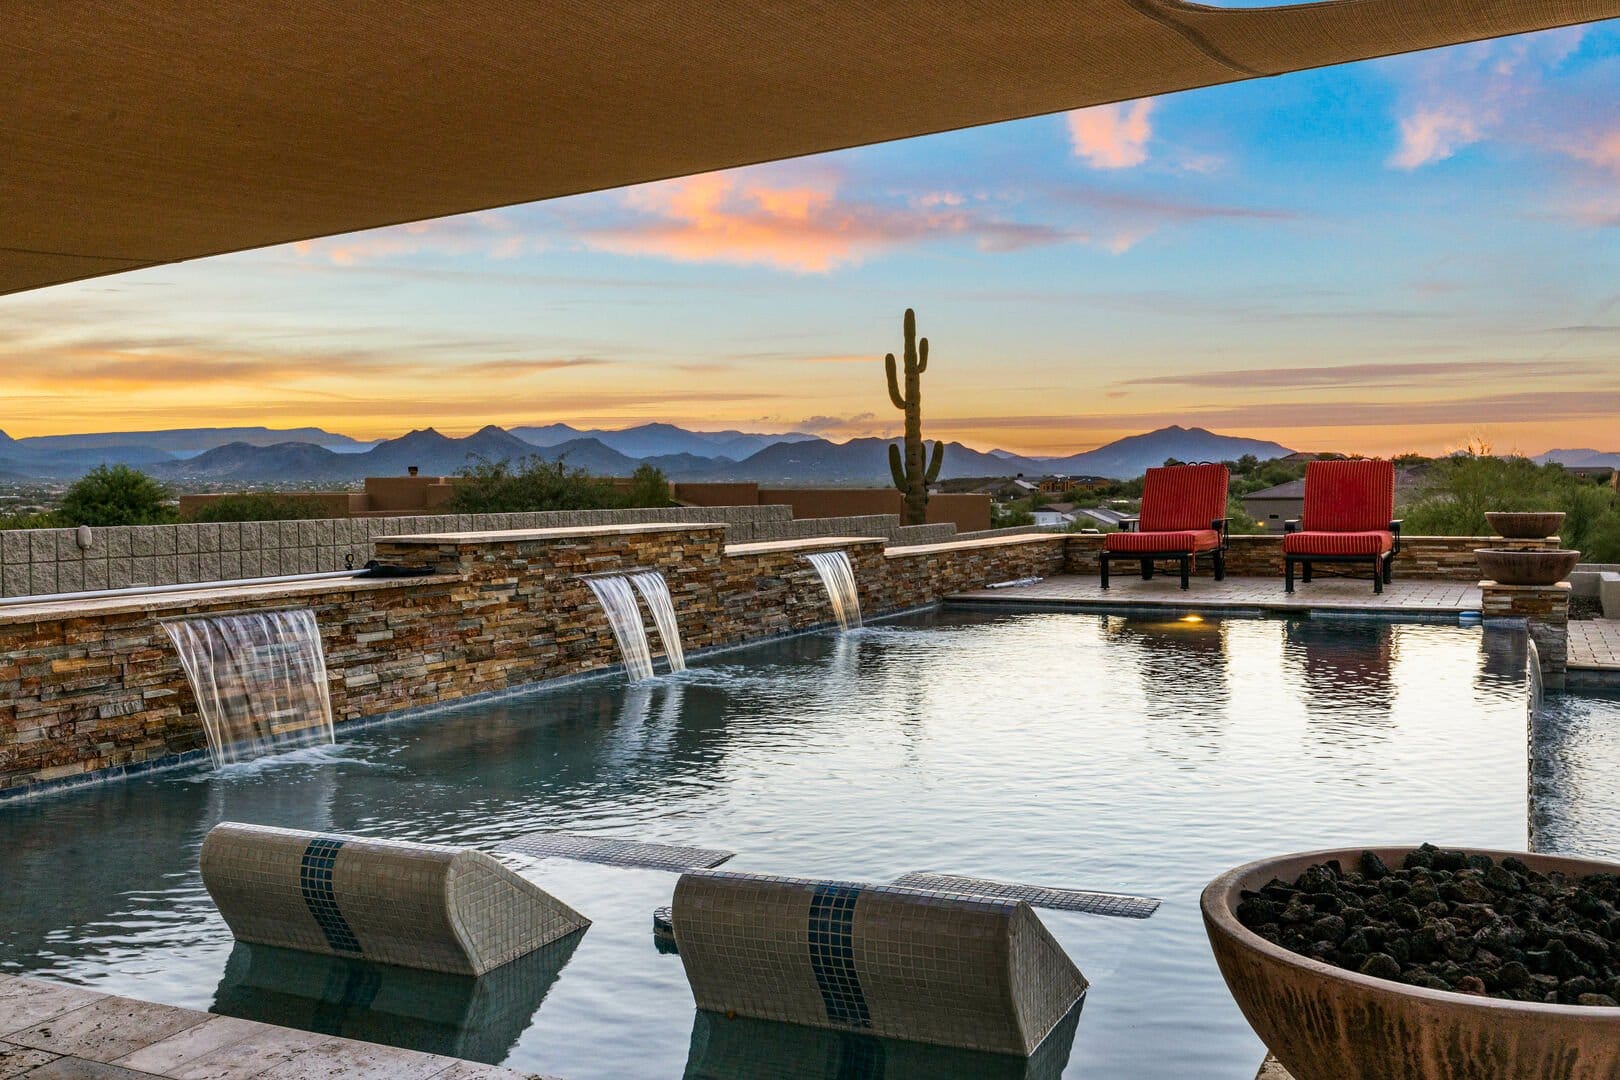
[1067,101,1155,169]
[581,171,1071,272]
[1390,106,1483,169]
[1385,28,1588,170]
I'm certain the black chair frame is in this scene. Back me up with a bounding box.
[1283,519,1404,595]
[1100,518,1228,591]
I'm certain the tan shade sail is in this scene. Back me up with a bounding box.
[4,0,1618,296]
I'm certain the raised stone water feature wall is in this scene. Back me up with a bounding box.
[0,524,1065,799]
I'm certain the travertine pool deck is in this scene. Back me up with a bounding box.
[1568,618,1620,688]
[0,975,550,1079]
[949,573,1482,616]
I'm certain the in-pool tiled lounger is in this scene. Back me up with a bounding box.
[200,823,590,976]
[671,870,1087,1056]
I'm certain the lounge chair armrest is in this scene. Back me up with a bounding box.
[1119,516,1139,533]
[1211,517,1229,545]
[1284,518,1301,534]
[1388,518,1403,534]
[1389,518,1403,555]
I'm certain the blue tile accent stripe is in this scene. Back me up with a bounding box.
[299,837,361,954]
[808,883,870,1028]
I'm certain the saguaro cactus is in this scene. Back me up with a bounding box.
[885,308,944,526]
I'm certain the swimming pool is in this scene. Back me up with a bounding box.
[0,609,1534,1078]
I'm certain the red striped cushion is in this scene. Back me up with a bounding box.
[1106,529,1221,553]
[1138,463,1229,532]
[1302,459,1395,533]
[1283,530,1393,557]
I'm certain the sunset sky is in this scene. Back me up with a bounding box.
[4,20,1618,458]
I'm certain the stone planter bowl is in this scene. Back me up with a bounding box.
[1485,511,1565,540]
[1203,846,1620,1080]
[1475,548,1580,586]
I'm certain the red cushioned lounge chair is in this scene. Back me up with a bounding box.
[1283,459,1403,595]
[1100,463,1229,591]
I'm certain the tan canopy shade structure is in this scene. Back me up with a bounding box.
[5,0,1619,296]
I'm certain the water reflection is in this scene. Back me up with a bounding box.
[1107,615,1230,760]
[683,1003,1082,1080]
[212,934,582,1062]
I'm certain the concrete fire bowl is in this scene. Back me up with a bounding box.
[1484,511,1565,540]
[1203,846,1620,1080]
[1475,548,1580,586]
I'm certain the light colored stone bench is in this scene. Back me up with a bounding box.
[671,870,1087,1057]
[200,822,589,975]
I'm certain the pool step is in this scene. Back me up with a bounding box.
[496,831,735,872]
[890,871,1161,918]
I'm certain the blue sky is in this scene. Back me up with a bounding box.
[4,19,1617,456]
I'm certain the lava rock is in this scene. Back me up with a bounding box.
[1233,846,1620,1007]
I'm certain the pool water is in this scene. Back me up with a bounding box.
[0,609,1535,1078]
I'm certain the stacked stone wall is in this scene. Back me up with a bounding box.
[0,526,1062,799]
[1062,534,1558,579]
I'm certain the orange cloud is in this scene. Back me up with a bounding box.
[1067,101,1154,169]
[581,171,1071,272]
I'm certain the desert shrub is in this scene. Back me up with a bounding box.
[452,455,651,514]
[57,465,175,526]
[1401,455,1620,561]
[183,493,332,522]
[621,463,676,508]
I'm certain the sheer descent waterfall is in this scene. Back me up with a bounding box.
[805,550,863,630]
[164,609,335,767]
[631,571,687,674]
[587,575,656,682]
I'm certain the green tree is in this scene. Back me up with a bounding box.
[57,465,175,526]
[621,463,676,508]
[182,493,332,522]
[1401,454,1620,561]
[450,456,619,514]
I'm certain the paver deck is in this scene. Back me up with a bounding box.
[1569,619,1620,670]
[949,573,1482,616]
[0,974,551,1080]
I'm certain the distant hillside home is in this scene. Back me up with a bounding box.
[1241,466,1425,533]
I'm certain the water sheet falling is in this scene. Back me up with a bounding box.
[805,550,863,630]
[164,609,335,767]
[630,571,686,674]
[587,575,656,682]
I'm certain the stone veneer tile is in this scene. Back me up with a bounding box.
[28,531,56,561]
[175,526,198,555]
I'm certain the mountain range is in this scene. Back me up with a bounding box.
[1536,448,1620,469]
[0,422,1303,485]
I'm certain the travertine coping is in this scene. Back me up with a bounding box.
[885,532,1066,558]
[0,974,547,1079]
[381,522,728,544]
[722,535,885,557]
[0,573,460,626]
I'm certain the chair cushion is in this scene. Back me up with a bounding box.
[1283,530,1393,557]
[1137,463,1229,533]
[1301,459,1395,533]
[1106,529,1221,553]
